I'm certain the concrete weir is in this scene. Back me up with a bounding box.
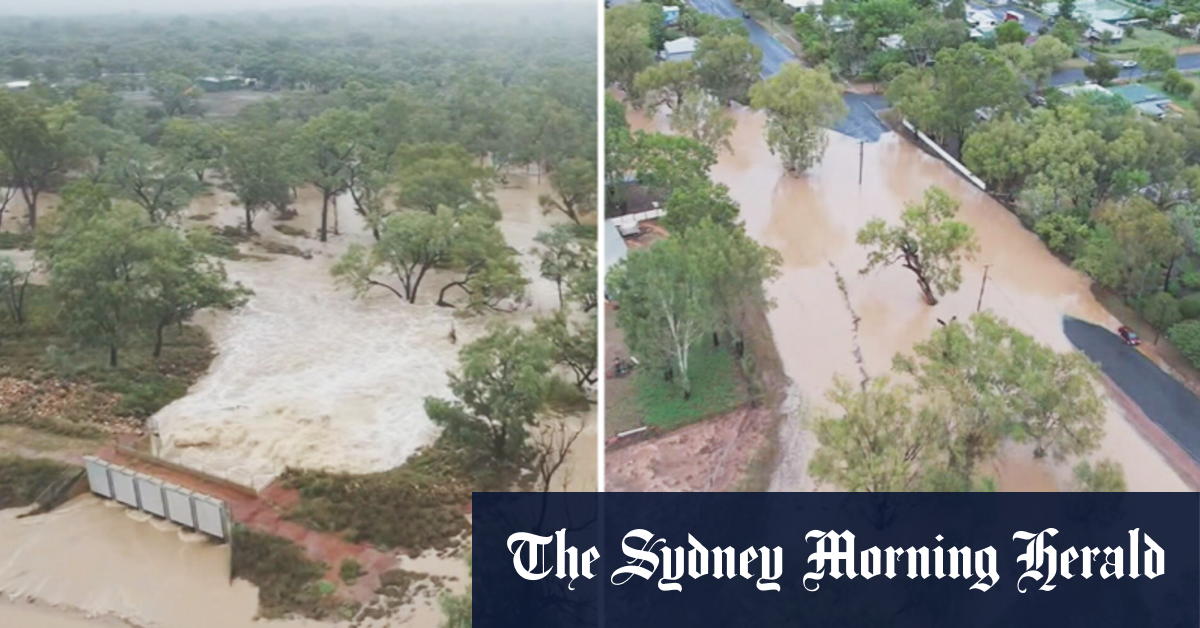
[83,456,230,541]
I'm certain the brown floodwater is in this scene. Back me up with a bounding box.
[627,103,1188,493]
[0,172,593,627]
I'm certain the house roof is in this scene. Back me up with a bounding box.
[604,220,629,271]
[663,37,698,56]
[1111,84,1169,104]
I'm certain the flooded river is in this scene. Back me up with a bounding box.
[628,103,1188,492]
[153,176,595,491]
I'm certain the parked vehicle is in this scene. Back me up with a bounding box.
[1120,59,1138,68]
[1118,326,1141,346]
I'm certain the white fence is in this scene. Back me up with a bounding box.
[902,120,987,191]
[610,208,666,229]
[83,456,231,541]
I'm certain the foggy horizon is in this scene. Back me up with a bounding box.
[0,0,595,18]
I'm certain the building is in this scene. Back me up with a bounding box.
[196,75,246,92]
[4,80,31,90]
[783,0,824,8]
[878,34,905,50]
[662,36,699,62]
[604,220,630,301]
[1110,84,1173,119]
[1086,20,1125,42]
[662,5,680,25]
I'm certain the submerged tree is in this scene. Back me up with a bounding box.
[425,323,553,462]
[538,157,596,225]
[857,186,979,305]
[294,109,362,242]
[671,89,736,155]
[0,256,32,326]
[748,64,847,174]
[534,224,595,308]
[396,143,493,214]
[222,127,294,232]
[333,209,455,304]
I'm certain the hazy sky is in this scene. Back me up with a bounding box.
[0,0,594,17]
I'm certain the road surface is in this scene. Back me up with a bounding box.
[685,0,890,141]
[1064,317,1200,466]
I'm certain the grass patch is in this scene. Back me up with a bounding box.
[634,342,748,431]
[0,285,215,435]
[1093,28,1187,55]
[231,526,343,620]
[282,438,485,554]
[0,456,74,509]
[0,231,33,250]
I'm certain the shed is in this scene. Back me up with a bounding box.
[662,36,699,62]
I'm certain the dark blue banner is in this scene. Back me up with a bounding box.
[474,493,1199,628]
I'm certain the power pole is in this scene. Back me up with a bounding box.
[977,264,992,312]
[858,141,864,186]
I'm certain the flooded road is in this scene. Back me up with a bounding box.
[629,102,1188,492]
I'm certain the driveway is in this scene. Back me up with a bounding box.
[1064,317,1200,466]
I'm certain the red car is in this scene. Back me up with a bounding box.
[1118,326,1141,346]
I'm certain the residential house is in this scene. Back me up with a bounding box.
[662,36,699,62]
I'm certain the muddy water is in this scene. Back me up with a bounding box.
[0,497,322,628]
[155,175,596,489]
[630,103,1188,492]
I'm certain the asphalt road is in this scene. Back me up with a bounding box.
[1064,317,1200,466]
[688,0,794,77]
[684,0,889,141]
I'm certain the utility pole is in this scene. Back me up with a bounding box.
[858,140,864,186]
[977,264,992,312]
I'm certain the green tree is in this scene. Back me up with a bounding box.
[1142,291,1181,344]
[424,323,553,462]
[628,131,716,197]
[159,117,224,182]
[894,313,1105,482]
[538,157,596,225]
[857,186,979,305]
[1169,319,1200,367]
[535,311,598,388]
[748,64,848,174]
[1084,56,1120,85]
[632,61,698,111]
[686,219,782,353]
[608,234,718,399]
[0,93,76,229]
[996,20,1027,45]
[1058,0,1077,20]
[694,34,763,104]
[333,209,455,304]
[106,142,200,223]
[808,376,941,492]
[534,224,594,309]
[962,115,1033,195]
[149,72,202,117]
[436,214,528,312]
[1137,46,1175,78]
[888,43,1026,155]
[396,143,493,215]
[67,115,134,184]
[0,256,31,326]
[661,180,741,235]
[221,126,294,232]
[1073,459,1127,492]
[140,230,251,357]
[1075,197,1183,299]
[1027,36,1073,89]
[294,109,363,242]
[671,89,736,155]
[606,4,658,88]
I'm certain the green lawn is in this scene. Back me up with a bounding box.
[1094,28,1187,55]
[1141,80,1196,109]
[633,342,748,431]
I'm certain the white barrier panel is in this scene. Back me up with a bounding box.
[902,120,987,191]
[110,466,139,508]
[80,460,230,542]
[164,484,196,529]
[135,474,167,518]
[83,456,113,498]
[194,496,227,539]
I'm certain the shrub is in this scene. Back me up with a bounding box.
[1180,294,1200,320]
[1034,212,1092,258]
[1168,320,1200,367]
[340,558,363,585]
